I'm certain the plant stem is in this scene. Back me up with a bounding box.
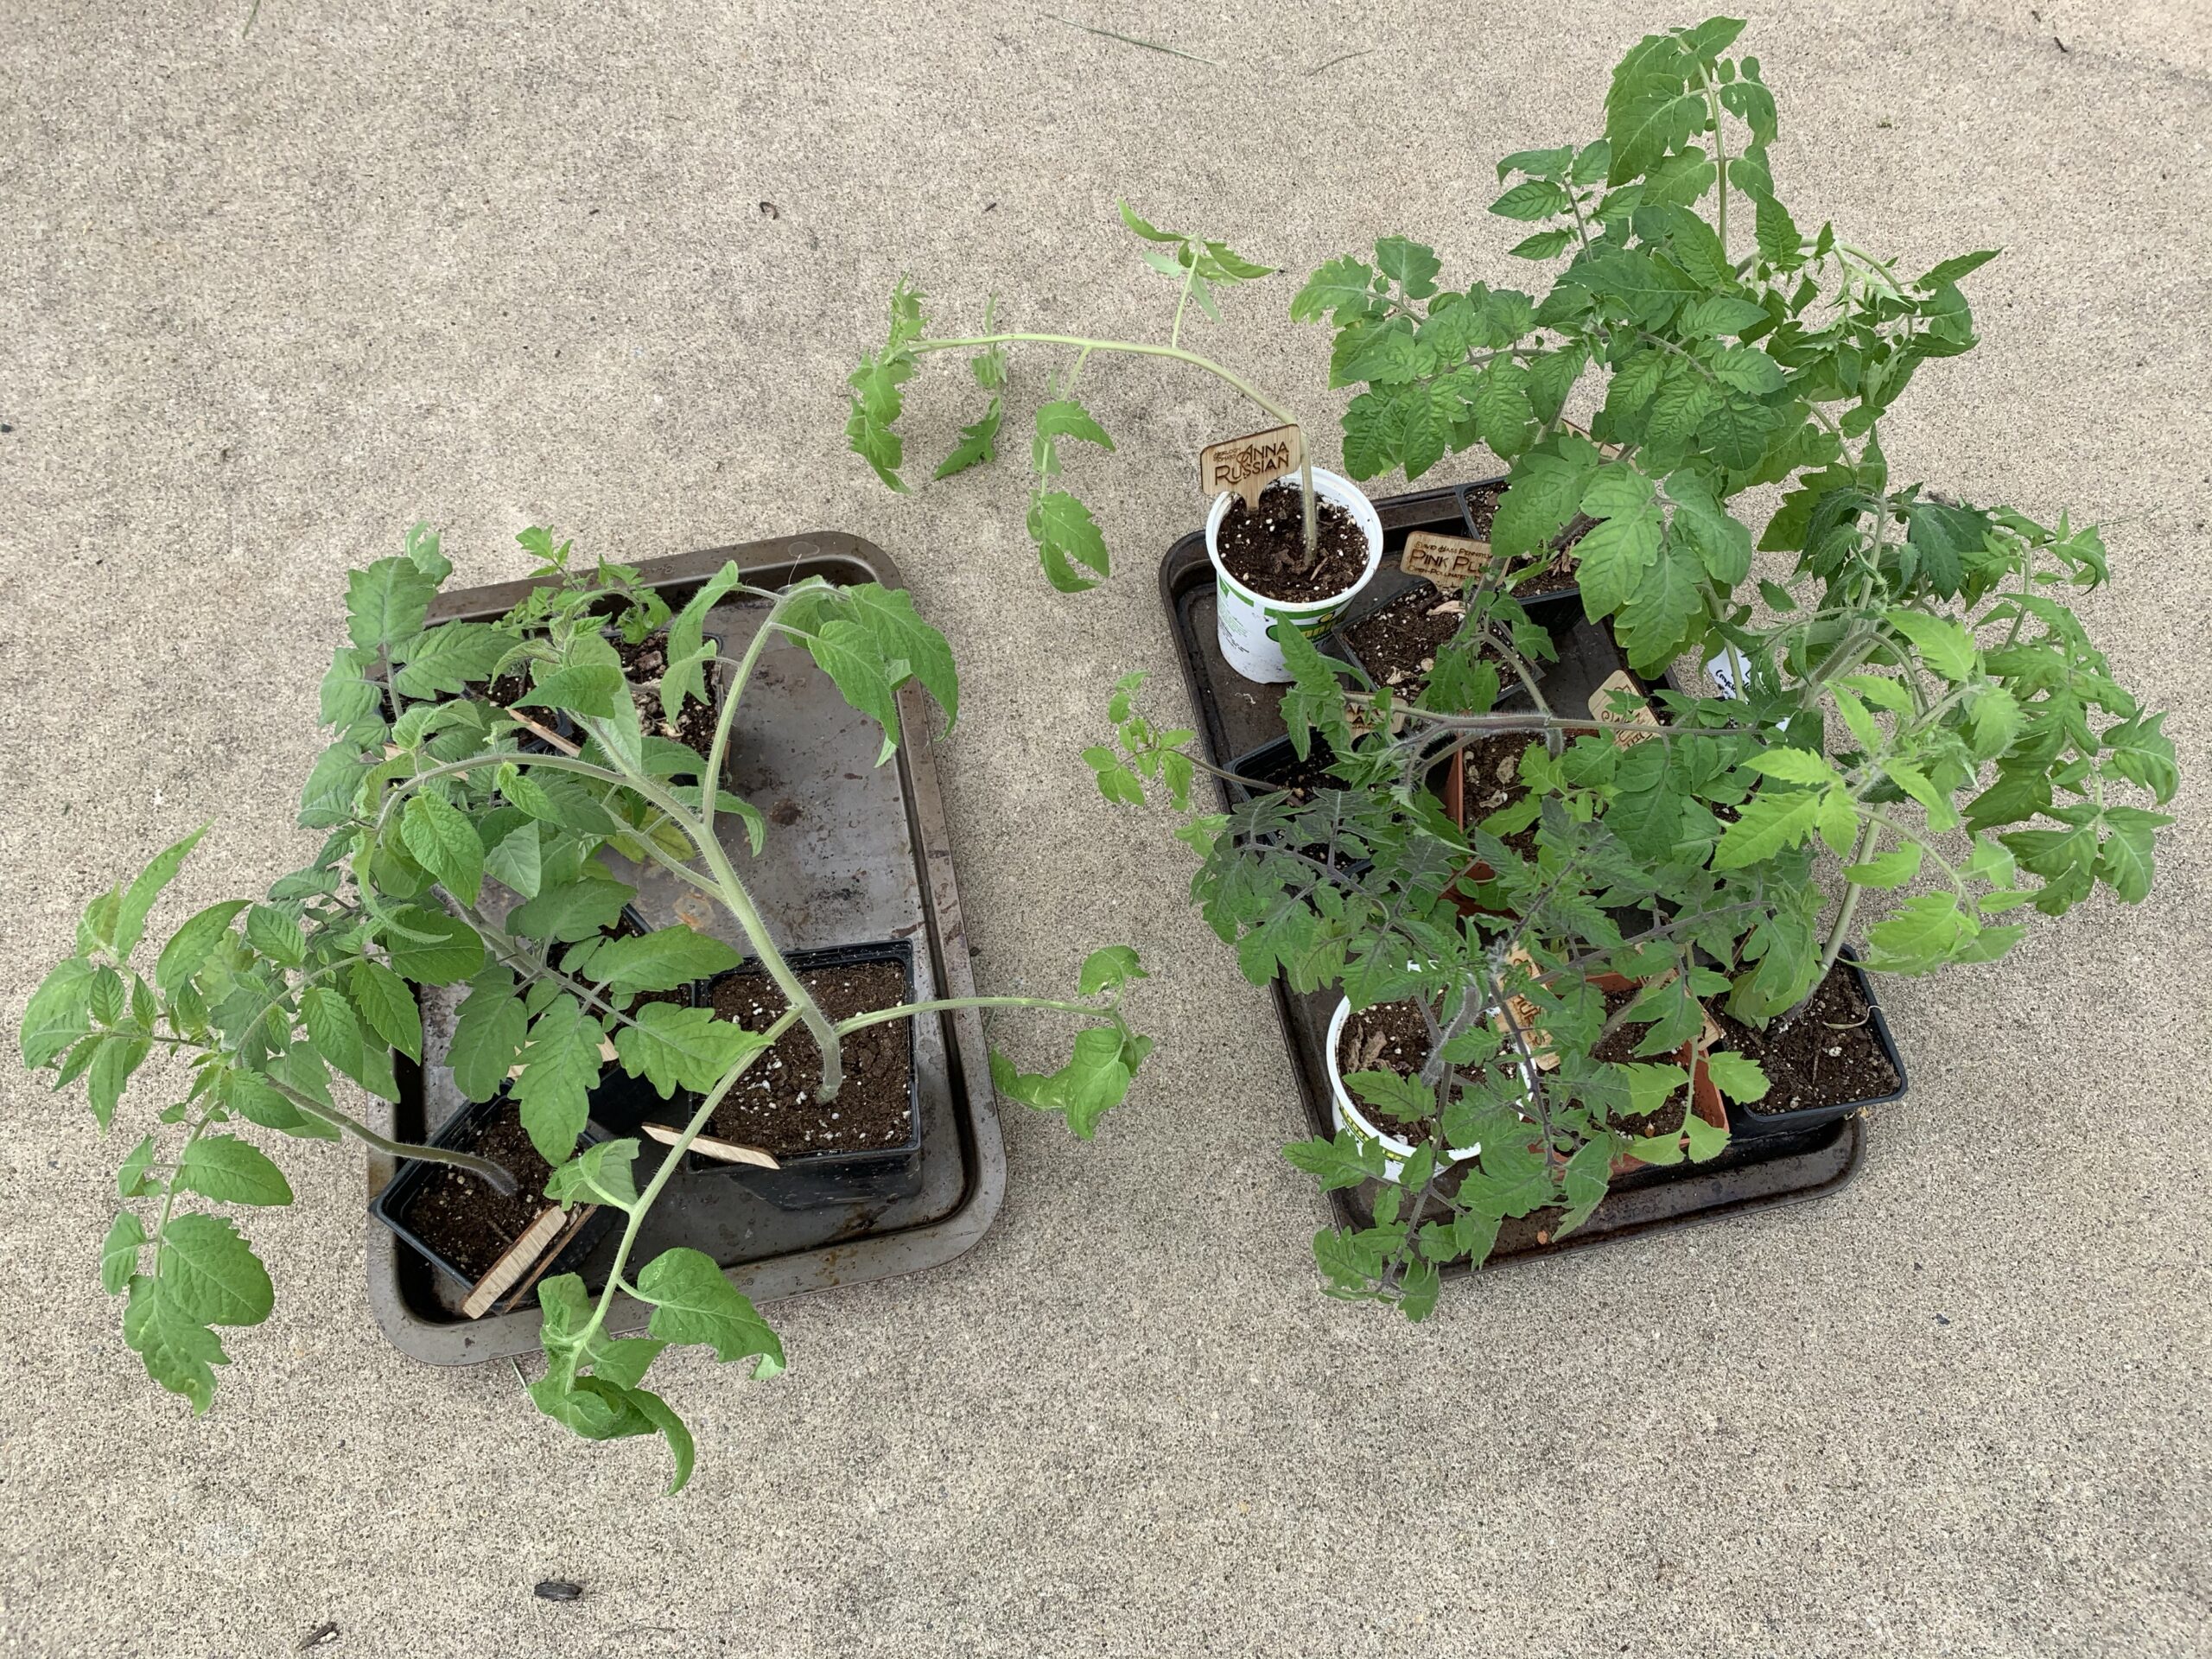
[1813,817,1881,985]
[568,1006,802,1357]
[835,995,1107,1034]
[266,1077,521,1194]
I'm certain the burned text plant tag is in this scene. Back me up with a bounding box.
[1199,423,1303,511]
[1590,670,1661,747]
[1399,530,1492,587]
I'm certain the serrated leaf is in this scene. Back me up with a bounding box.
[157,1213,275,1327]
[22,957,99,1070]
[482,820,543,900]
[154,900,250,995]
[245,906,307,967]
[511,996,604,1164]
[635,1247,785,1366]
[1034,397,1115,452]
[348,960,422,1062]
[508,877,637,946]
[591,927,744,995]
[346,558,436,654]
[123,1277,229,1413]
[448,976,528,1103]
[175,1135,294,1207]
[612,1003,773,1098]
[300,985,364,1080]
[934,398,1003,480]
[102,1211,146,1295]
[1845,842,1923,888]
[1373,236,1443,297]
[384,907,484,985]
[113,825,207,961]
[545,1136,643,1211]
[1077,946,1147,995]
[1027,490,1110,594]
[1882,609,1977,683]
[1712,789,1824,869]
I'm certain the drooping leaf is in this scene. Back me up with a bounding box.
[635,1247,785,1368]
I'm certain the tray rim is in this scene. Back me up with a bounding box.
[1154,484,1871,1272]
[364,530,1007,1364]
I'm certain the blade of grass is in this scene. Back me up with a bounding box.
[1307,48,1378,75]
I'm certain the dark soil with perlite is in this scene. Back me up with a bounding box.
[616,631,718,757]
[1344,582,1510,700]
[1339,997,1439,1133]
[1709,964,1900,1115]
[1217,480,1369,602]
[401,1102,561,1281]
[707,960,914,1156]
[1459,732,1548,858]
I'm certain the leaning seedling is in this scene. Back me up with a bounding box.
[23,527,1154,1490]
[844,200,1334,589]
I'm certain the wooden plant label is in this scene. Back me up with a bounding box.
[1399,531,1493,587]
[1495,946,1560,1071]
[1590,671,1662,748]
[462,1204,583,1320]
[641,1122,782,1170]
[1199,423,1303,511]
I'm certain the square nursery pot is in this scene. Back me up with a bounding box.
[1716,945,1908,1140]
[676,938,925,1211]
[369,1090,620,1319]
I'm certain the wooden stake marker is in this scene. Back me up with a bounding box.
[642,1122,781,1170]
[1590,670,1662,747]
[1198,423,1302,511]
[1399,531,1492,587]
[462,1204,584,1320]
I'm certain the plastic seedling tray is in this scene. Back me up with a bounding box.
[1159,480,1876,1272]
[365,532,1004,1365]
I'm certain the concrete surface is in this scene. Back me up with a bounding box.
[2,2,2207,1654]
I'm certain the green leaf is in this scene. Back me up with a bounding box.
[1027,490,1111,594]
[934,398,1003,480]
[545,1136,643,1211]
[1744,748,1841,788]
[1078,946,1147,995]
[1573,497,1663,616]
[114,825,208,960]
[123,1277,229,1413]
[300,985,365,1080]
[1491,444,1601,560]
[346,558,437,653]
[1712,789,1824,869]
[481,820,543,899]
[1700,394,1781,471]
[840,583,960,736]
[2096,807,2169,904]
[1916,249,2001,289]
[1117,199,1184,243]
[511,995,605,1164]
[157,1213,275,1327]
[1708,346,1786,396]
[175,1135,294,1207]
[449,976,529,1103]
[1374,237,1443,297]
[1752,191,1802,270]
[1882,609,1977,682]
[1282,1133,1382,1192]
[245,905,307,968]
[22,957,99,1069]
[591,926,744,995]
[88,1035,151,1130]
[1662,468,1752,584]
[1703,1050,1769,1104]
[1507,228,1574,260]
[384,907,484,985]
[508,877,637,946]
[626,1388,699,1495]
[635,1247,785,1367]
[1033,397,1116,453]
[1290,256,1379,325]
[613,1003,772,1098]
[154,900,250,995]
[118,1134,159,1197]
[1678,295,1768,337]
[1489,180,1567,221]
[391,621,516,698]
[102,1211,146,1294]
[1845,842,1923,889]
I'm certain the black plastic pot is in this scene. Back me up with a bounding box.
[368,1091,619,1296]
[1721,947,1909,1139]
[685,938,925,1211]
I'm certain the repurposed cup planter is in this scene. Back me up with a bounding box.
[369,1092,620,1318]
[677,939,925,1211]
[1158,480,1876,1274]
[1324,995,1484,1180]
[365,532,1005,1367]
[1206,466,1382,683]
[1718,946,1908,1140]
